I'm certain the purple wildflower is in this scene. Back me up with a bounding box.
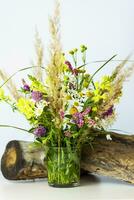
[65,61,79,76]
[102,106,114,118]
[23,84,30,91]
[73,112,84,128]
[65,61,73,71]
[32,91,43,102]
[64,131,71,138]
[34,125,46,137]
[77,118,84,128]
[22,79,30,91]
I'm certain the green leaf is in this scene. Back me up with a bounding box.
[77,63,88,69]
[65,114,72,119]
[0,124,29,132]
[88,55,117,85]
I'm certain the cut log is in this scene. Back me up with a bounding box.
[1,131,134,183]
[1,140,47,180]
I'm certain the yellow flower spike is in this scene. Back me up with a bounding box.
[92,95,102,103]
[92,107,97,112]
[94,82,99,89]
[69,106,78,115]
[17,97,35,119]
[93,89,99,95]
[100,83,109,91]
[74,102,79,107]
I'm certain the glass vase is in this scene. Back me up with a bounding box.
[46,146,81,187]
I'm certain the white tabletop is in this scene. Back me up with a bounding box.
[0,171,134,200]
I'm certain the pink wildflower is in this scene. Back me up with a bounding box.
[88,119,96,127]
[82,108,91,116]
[59,110,65,119]
[73,68,78,76]
[65,61,73,71]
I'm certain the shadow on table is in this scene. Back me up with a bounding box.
[80,174,101,186]
[80,173,134,187]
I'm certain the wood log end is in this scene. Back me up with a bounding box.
[1,140,24,180]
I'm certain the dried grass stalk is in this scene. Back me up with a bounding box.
[34,30,44,81]
[46,0,65,128]
[98,62,134,118]
[0,70,20,100]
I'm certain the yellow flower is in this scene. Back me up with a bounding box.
[31,83,46,93]
[66,95,72,100]
[17,98,35,119]
[79,92,84,97]
[94,82,99,89]
[83,80,89,88]
[92,107,97,112]
[69,106,78,115]
[102,93,108,100]
[0,88,10,101]
[92,95,102,103]
[0,88,5,100]
[74,102,79,107]
[86,91,93,97]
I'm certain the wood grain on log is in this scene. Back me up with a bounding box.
[1,131,134,183]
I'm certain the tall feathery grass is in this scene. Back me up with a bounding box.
[34,30,44,81]
[97,57,134,127]
[0,70,20,100]
[46,0,65,130]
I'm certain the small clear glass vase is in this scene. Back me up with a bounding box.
[46,146,81,187]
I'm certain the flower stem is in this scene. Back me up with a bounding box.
[0,124,29,133]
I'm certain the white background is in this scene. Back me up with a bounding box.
[0,0,134,199]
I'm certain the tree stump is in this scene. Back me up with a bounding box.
[1,131,134,183]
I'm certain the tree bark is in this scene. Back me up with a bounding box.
[1,131,134,183]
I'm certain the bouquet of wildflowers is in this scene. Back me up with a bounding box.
[0,1,133,187]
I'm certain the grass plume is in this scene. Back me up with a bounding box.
[97,60,134,125]
[46,0,65,128]
[34,30,44,81]
[0,69,20,100]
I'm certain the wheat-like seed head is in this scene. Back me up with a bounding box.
[34,30,44,81]
[0,70,20,100]
[97,63,134,125]
[46,0,65,128]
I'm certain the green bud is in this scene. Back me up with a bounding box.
[85,74,90,78]
[81,48,85,53]
[80,44,87,52]
[69,50,74,55]
[73,48,78,53]
[80,44,85,49]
